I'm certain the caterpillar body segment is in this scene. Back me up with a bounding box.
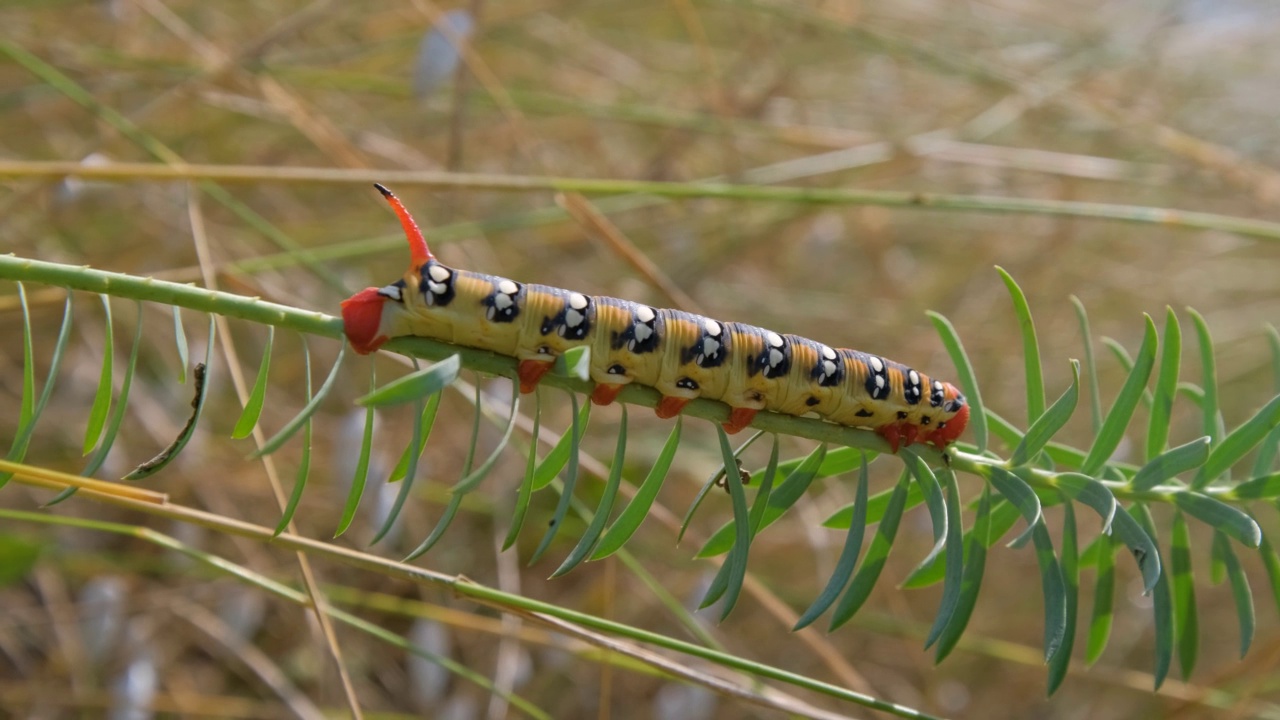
[341,186,970,451]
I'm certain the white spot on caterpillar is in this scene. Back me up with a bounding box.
[823,360,836,376]
[565,308,584,327]
[498,279,518,295]
[768,349,784,367]
[821,345,836,360]
[933,380,943,391]
[486,306,496,320]
[703,318,721,335]
[633,323,653,342]
[703,337,720,357]
[377,285,402,301]
[494,293,514,310]
[869,356,884,372]
[568,292,588,310]
[909,370,920,386]
[427,281,447,295]
[428,265,450,282]
[875,374,885,389]
[766,332,783,348]
[636,305,655,322]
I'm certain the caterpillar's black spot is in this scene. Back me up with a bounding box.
[754,331,790,379]
[420,262,456,307]
[676,377,699,391]
[855,408,875,418]
[543,292,593,340]
[921,416,932,425]
[682,318,727,368]
[897,411,908,420]
[930,380,945,408]
[904,369,923,405]
[864,356,889,400]
[607,364,626,375]
[945,397,965,413]
[482,278,522,323]
[805,396,820,407]
[377,280,407,303]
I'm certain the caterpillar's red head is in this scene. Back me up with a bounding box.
[924,385,969,447]
[341,184,435,354]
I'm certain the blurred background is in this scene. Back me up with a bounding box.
[2,0,1280,718]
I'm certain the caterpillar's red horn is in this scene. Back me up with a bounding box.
[375,183,432,270]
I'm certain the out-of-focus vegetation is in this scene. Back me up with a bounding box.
[2,1,1279,718]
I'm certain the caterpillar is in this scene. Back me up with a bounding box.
[342,185,969,451]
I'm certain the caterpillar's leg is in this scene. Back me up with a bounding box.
[517,359,554,394]
[877,423,903,453]
[591,383,624,406]
[655,396,689,419]
[900,423,919,448]
[722,407,757,434]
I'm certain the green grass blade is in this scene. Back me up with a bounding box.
[830,470,911,631]
[232,325,274,439]
[902,450,947,569]
[1213,530,1255,658]
[795,455,868,630]
[387,391,443,483]
[996,267,1045,424]
[1169,510,1198,679]
[1147,308,1182,461]
[1051,472,1117,535]
[924,468,965,649]
[1131,437,1211,491]
[123,317,216,480]
[503,391,542,551]
[989,467,1041,548]
[1188,309,1221,448]
[274,340,313,535]
[530,393,584,565]
[82,295,114,455]
[1085,530,1116,665]
[252,343,347,458]
[553,406,628,577]
[336,363,377,538]
[172,306,188,384]
[1195,394,1280,489]
[934,485,991,663]
[1011,361,1079,467]
[355,354,460,407]
[1173,492,1262,547]
[409,383,522,561]
[532,400,592,491]
[928,311,987,453]
[1070,296,1104,434]
[1031,521,1067,662]
[1132,505,1173,689]
[1111,504,1162,594]
[591,416,682,560]
[1257,531,1280,617]
[1047,500,1079,695]
[2,291,72,488]
[1082,316,1158,476]
[696,442,825,558]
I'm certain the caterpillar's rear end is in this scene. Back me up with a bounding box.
[342,185,969,451]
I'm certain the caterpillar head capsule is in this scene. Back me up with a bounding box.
[924,388,969,448]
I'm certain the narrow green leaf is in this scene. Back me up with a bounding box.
[336,363,377,537]
[1132,505,1173,689]
[1195,394,1280,488]
[928,311,987,453]
[82,295,114,455]
[552,346,591,381]
[1052,473,1117,535]
[252,343,347,458]
[997,267,1046,424]
[1213,530,1255,658]
[1170,510,1198,679]
[2,292,73,488]
[696,442,825,558]
[553,406,628,576]
[1047,501,1079,695]
[1082,317,1158,475]
[591,417,682,560]
[821,479,924,530]
[902,450,947,570]
[232,325,274,439]
[1268,324,1280,389]
[503,391,542,551]
[1256,531,1280,617]
[1147,308,1182,461]
[409,383,522,561]
[1101,338,1154,411]
[1011,361,1079,467]
[748,446,874,487]
[925,468,965,649]
[172,306,188,384]
[698,425,753,618]
[1253,426,1280,478]
[680,430,766,544]
[1086,530,1116,665]
[530,393,584,564]
[1111,505,1162,594]
[1030,521,1067,662]
[1173,492,1262,547]
[989,467,1041,548]
[1070,296,1104,434]
[934,486,991,662]
[795,456,868,630]
[355,354,459,407]
[275,340,314,535]
[830,470,911,630]
[0,534,41,587]
[747,435,780,536]
[1131,437,1210,491]
[532,400,591,490]
[123,317,216,480]
[1188,309,1220,448]
[387,391,443,483]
